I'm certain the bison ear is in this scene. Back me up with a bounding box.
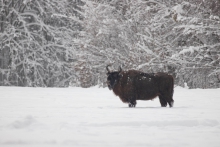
[118,66,122,72]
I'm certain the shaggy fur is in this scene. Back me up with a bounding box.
[106,66,174,107]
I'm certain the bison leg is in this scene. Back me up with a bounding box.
[128,97,136,108]
[163,94,174,107]
[159,96,167,107]
[161,95,174,107]
[168,100,174,107]
[129,103,136,107]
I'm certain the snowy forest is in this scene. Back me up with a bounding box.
[0,0,220,88]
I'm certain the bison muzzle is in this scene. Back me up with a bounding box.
[106,65,174,108]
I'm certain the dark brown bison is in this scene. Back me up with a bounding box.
[106,65,174,107]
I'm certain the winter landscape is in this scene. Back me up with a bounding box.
[0,86,220,147]
[1,0,220,146]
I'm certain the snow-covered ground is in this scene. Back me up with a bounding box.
[0,86,220,147]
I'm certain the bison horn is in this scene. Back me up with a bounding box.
[118,66,122,72]
[106,65,111,73]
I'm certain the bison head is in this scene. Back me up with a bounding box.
[106,65,122,90]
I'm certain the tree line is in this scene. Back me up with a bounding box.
[0,0,220,88]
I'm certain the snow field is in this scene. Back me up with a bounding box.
[0,86,220,147]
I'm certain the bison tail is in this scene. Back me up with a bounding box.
[169,75,174,107]
[171,75,174,98]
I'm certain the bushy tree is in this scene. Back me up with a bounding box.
[0,0,81,87]
[168,0,220,88]
[1,0,219,88]
[78,0,173,87]
[78,0,220,88]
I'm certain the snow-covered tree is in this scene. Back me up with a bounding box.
[78,0,220,88]
[77,0,177,87]
[1,0,219,88]
[168,0,220,88]
[0,0,81,87]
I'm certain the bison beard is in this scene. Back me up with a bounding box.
[106,65,174,108]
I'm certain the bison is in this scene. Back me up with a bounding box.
[106,65,174,107]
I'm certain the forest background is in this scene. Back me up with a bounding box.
[0,0,220,88]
